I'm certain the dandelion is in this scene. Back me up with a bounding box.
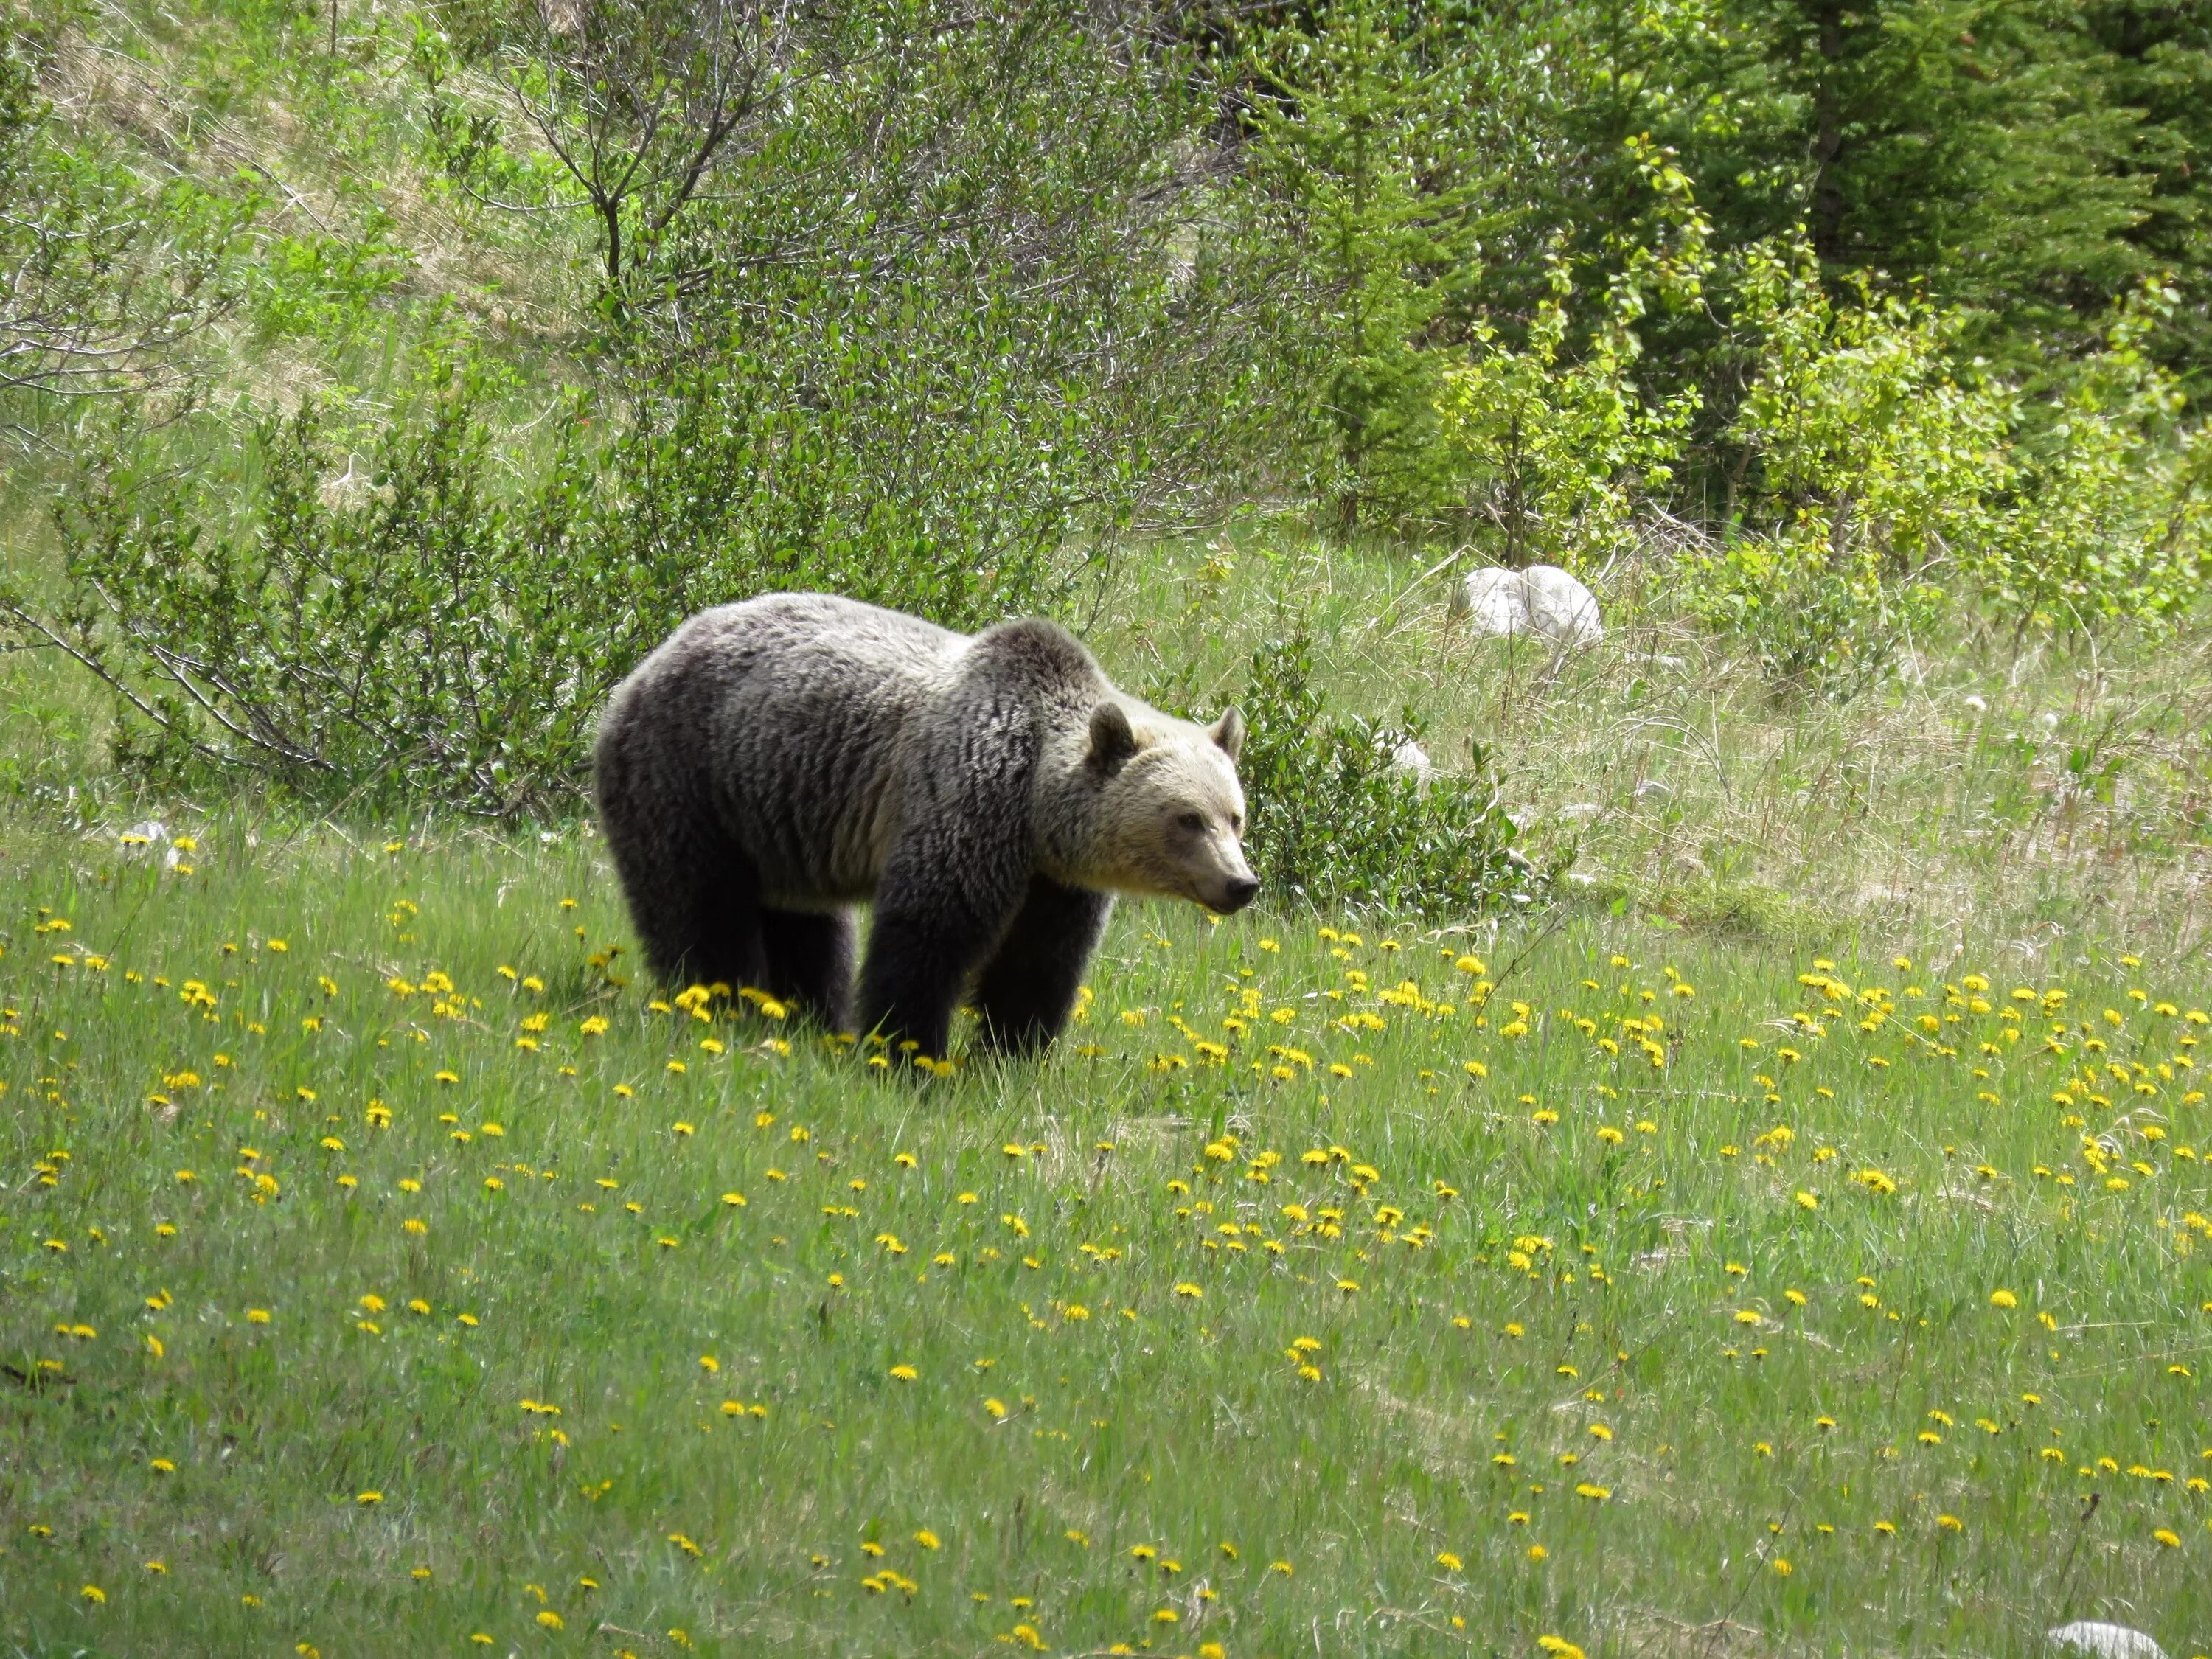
[1989,1289,2018,1309]
[356,1490,383,1505]
[889,1364,919,1382]
[1436,1551,1463,1570]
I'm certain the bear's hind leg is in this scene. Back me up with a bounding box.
[759,908,856,1031]
[599,801,766,991]
[971,876,1114,1057]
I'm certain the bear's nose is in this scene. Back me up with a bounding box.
[1220,877,1260,913]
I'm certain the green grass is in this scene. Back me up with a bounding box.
[5,817,2212,1658]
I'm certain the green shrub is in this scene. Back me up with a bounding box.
[1983,281,2212,631]
[1686,237,2009,695]
[0,320,1116,818]
[7,352,613,817]
[1434,139,1707,568]
[1686,245,2212,692]
[1237,624,1529,917]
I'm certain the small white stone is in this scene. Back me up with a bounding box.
[1455,564,1603,649]
[2038,711,2060,732]
[2049,1623,2166,1659]
[1387,740,1436,790]
[1963,694,1989,713]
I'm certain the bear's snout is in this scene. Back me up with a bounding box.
[1216,875,1260,914]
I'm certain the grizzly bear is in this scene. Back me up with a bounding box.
[593,593,1256,1060]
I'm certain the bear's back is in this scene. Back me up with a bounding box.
[612,594,966,905]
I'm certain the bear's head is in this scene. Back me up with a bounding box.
[1074,702,1259,914]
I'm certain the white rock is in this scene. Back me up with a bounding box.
[2038,711,2060,732]
[1455,564,1603,649]
[2050,1624,2166,1659]
[1963,694,1988,713]
[1388,740,1436,789]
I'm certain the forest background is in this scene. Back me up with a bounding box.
[4,0,2212,922]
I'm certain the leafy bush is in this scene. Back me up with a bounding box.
[1983,282,2212,631]
[7,351,616,817]
[1686,244,2212,692]
[0,316,1123,817]
[1683,238,2006,693]
[1434,140,1707,568]
[1237,624,1529,917]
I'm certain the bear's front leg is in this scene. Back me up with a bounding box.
[855,702,1037,1064]
[972,875,1113,1055]
[854,897,1009,1062]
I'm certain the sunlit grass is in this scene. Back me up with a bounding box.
[4,821,2211,1657]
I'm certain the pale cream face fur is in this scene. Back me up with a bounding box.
[1085,710,1256,911]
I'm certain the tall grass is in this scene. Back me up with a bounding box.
[4,815,2209,1655]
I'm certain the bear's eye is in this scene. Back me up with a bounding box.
[1176,811,1206,833]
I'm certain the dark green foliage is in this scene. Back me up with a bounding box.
[2090,2,2212,389]
[1237,0,1501,527]
[1237,625,1529,917]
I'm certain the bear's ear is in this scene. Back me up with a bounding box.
[1208,707,1245,764]
[1086,702,1140,778]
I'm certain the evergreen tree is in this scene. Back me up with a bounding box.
[2088,1,2212,389]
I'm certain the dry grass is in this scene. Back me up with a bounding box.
[1091,525,2212,959]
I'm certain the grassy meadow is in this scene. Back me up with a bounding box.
[9,1,2212,1647]
[4,768,2212,1657]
